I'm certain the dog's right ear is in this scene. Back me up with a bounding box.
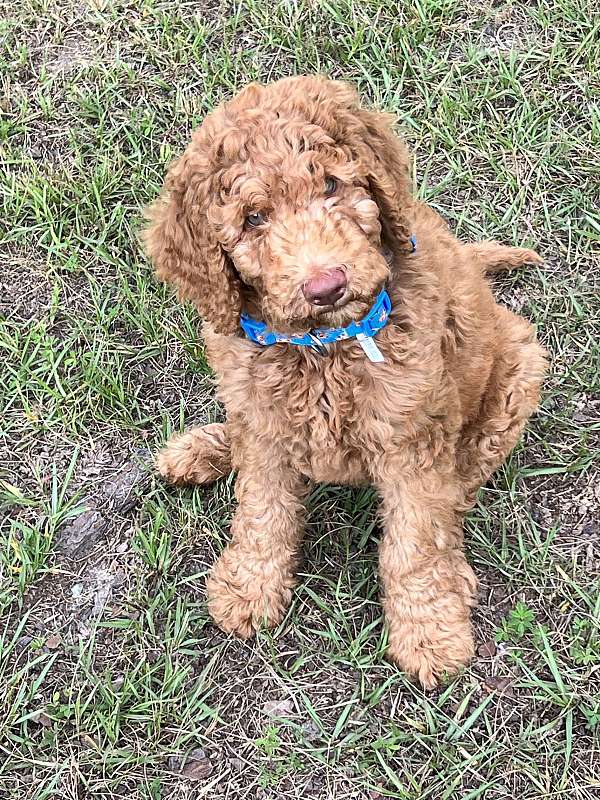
[143,150,242,336]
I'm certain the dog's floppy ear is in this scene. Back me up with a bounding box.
[143,148,242,336]
[352,108,415,254]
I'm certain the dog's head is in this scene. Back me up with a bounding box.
[144,76,414,335]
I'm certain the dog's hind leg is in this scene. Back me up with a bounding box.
[464,241,542,274]
[456,309,547,508]
[156,423,231,486]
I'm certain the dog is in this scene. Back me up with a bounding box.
[143,75,546,687]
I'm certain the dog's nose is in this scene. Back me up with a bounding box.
[302,267,347,306]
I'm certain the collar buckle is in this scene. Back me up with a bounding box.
[307,332,329,356]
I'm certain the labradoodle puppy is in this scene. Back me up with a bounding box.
[143,75,546,687]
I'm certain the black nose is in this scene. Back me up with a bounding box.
[302,267,347,306]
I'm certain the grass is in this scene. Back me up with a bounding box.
[1,0,599,797]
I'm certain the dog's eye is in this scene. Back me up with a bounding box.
[324,176,337,196]
[246,211,267,228]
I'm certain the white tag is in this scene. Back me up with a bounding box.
[356,333,385,362]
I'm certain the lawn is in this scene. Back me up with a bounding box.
[1,0,599,798]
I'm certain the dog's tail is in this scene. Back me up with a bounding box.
[465,241,543,274]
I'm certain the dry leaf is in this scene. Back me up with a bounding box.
[32,711,52,728]
[477,640,497,658]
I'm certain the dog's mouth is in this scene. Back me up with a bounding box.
[264,289,378,335]
[308,263,389,321]
[307,286,383,330]
[311,289,353,316]
[299,273,388,330]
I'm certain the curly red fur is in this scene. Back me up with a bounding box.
[144,75,547,687]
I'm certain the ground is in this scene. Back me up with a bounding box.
[0,0,599,798]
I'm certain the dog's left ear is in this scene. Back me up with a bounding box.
[351,108,415,254]
[286,76,414,253]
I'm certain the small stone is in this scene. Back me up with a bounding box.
[71,583,83,599]
[45,634,62,650]
[262,698,294,718]
[116,541,128,554]
[180,748,213,780]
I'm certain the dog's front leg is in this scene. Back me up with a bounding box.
[377,469,477,688]
[206,458,308,639]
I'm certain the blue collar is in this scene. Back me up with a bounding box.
[240,287,392,355]
[239,235,415,356]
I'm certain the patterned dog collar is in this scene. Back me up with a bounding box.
[240,287,392,361]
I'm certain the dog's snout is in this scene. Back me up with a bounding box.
[302,267,347,306]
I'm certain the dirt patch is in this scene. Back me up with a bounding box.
[57,448,151,556]
[0,258,54,323]
[44,38,96,76]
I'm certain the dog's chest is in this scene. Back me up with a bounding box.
[251,347,386,483]
[213,328,450,484]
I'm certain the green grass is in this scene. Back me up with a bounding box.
[1,0,599,797]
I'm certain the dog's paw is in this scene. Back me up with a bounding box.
[206,549,294,638]
[155,424,230,486]
[512,246,543,266]
[383,554,477,688]
[155,437,192,484]
[386,618,475,689]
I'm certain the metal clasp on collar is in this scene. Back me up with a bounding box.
[307,332,329,356]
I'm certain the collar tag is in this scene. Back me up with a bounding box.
[356,332,385,363]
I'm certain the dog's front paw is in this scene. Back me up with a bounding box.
[156,423,230,486]
[386,617,475,689]
[206,547,295,638]
[383,554,477,688]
